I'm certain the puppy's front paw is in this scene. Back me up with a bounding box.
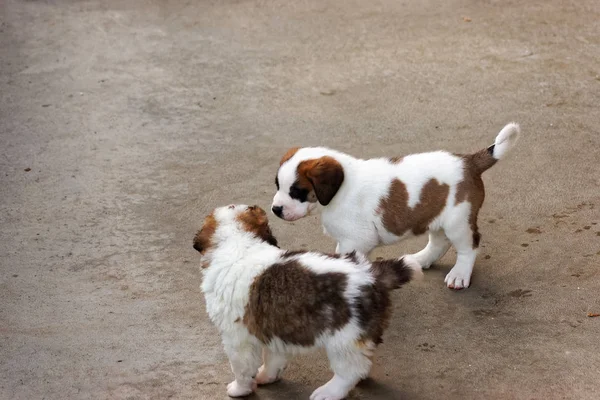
[444,268,471,290]
[226,380,254,397]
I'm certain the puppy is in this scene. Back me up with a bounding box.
[193,204,421,400]
[271,123,521,289]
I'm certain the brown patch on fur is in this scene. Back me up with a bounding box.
[193,213,218,260]
[355,283,392,345]
[468,147,497,174]
[243,260,351,346]
[455,155,487,248]
[380,179,450,237]
[389,156,403,164]
[370,258,414,290]
[358,258,416,345]
[280,147,300,165]
[236,206,278,247]
[297,156,344,205]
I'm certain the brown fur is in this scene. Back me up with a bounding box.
[355,283,391,345]
[389,156,403,164]
[243,260,351,346]
[380,178,450,236]
[455,154,488,248]
[297,156,345,205]
[287,176,319,204]
[280,147,300,165]
[355,258,416,344]
[193,213,218,259]
[370,258,415,290]
[236,206,279,247]
[282,160,319,204]
[288,169,312,193]
[467,147,497,175]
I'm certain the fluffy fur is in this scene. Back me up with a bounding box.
[271,123,521,289]
[194,204,421,399]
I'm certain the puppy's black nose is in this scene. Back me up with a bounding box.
[272,206,283,218]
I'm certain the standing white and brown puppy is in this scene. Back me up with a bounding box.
[193,204,421,400]
[271,123,521,289]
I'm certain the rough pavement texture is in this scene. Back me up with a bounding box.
[1,0,599,399]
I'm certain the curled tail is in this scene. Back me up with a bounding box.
[371,255,423,290]
[469,122,521,174]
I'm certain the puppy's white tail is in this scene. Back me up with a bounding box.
[468,122,521,174]
[491,122,521,160]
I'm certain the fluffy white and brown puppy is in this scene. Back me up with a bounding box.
[193,204,421,400]
[271,123,521,289]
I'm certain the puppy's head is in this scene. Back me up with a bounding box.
[193,205,278,258]
[271,148,344,221]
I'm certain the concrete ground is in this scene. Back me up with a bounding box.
[1,0,599,399]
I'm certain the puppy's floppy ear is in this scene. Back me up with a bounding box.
[192,231,205,253]
[261,224,278,247]
[248,205,268,225]
[193,214,217,254]
[238,206,279,247]
[298,156,344,206]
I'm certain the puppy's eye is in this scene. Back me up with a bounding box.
[289,185,309,202]
[228,205,235,209]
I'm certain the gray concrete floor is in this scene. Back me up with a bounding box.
[1,0,599,399]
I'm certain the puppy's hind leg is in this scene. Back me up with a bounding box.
[411,229,451,269]
[223,339,262,397]
[310,343,373,400]
[256,347,289,385]
[444,219,479,290]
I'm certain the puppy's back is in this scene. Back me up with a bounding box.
[243,256,354,347]
[241,252,420,349]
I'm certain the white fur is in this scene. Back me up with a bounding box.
[201,205,420,399]
[272,123,520,289]
[492,122,520,160]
